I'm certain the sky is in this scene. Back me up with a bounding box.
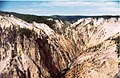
[0,0,120,16]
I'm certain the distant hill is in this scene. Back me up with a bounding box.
[0,11,119,23]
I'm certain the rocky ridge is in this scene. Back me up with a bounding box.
[0,14,120,78]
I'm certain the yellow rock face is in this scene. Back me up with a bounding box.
[0,14,119,78]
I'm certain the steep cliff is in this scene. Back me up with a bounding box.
[0,14,119,78]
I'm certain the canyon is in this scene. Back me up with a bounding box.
[0,13,120,78]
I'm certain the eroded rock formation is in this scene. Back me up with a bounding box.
[0,14,119,78]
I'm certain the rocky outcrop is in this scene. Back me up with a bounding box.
[0,15,77,78]
[65,33,120,78]
[0,14,119,78]
[64,18,120,78]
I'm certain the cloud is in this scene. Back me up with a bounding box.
[5,8,47,15]
[20,1,119,9]
[19,2,120,15]
[40,2,90,7]
[1,0,119,1]
[40,1,119,7]
[99,7,119,14]
[86,5,119,15]
[2,1,119,16]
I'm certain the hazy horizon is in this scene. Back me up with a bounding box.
[0,0,120,16]
[1,10,120,16]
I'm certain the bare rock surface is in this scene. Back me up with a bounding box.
[0,15,120,78]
